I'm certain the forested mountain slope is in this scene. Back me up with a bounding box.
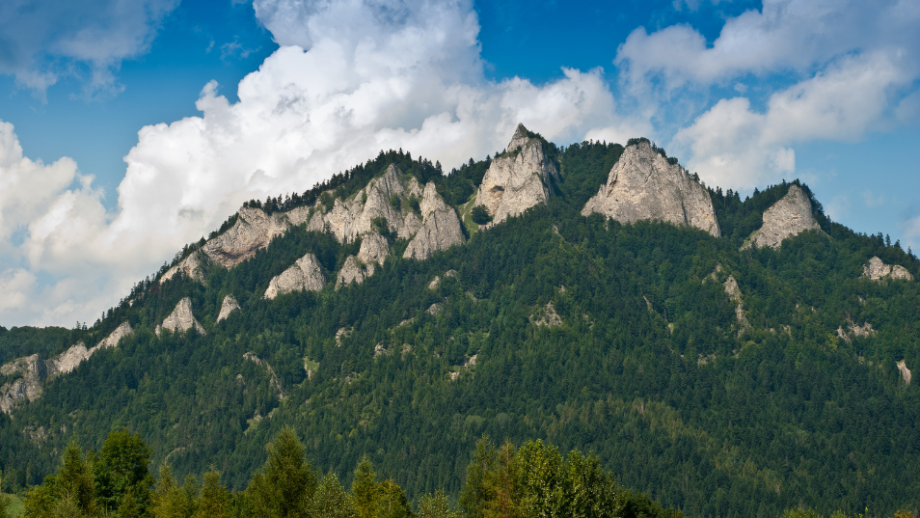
[1,128,918,518]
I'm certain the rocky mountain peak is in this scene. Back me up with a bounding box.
[403,183,466,260]
[475,123,558,226]
[582,140,720,237]
[155,297,206,336]
[264,253,326,299]
[507,123,532,154]
[742,185,821,250]
[217,295,241,323]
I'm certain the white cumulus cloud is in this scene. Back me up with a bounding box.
[672,51,911,189]
[0,0,636,327]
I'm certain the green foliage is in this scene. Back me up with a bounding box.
[470,206,492,225]
[93,428,153,513]
[246,428,315,518]
[389,194,401,212]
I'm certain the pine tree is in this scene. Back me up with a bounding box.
[57,442,98,517]
[311,472,356,518]
[195,471,230,518]
[246,428,315,518]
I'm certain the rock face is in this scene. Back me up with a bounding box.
[161,251,202,284]
[202,206,310,268]
[311,165,412,243]
[742,185,821,250]
[96,322,133,350]
[724,276,751,334]
[216,295,240,323]
[358,232,389,266]
[336,256,371,288]
[475,124,558,225]
[1,322,133,413]
[837,322,875,343]
[155,298,206,336]
[863,256,914,281]
[1,354,49,413]
[403,183,466,260]
[582,140,720,237]
[897,360,912,385]
[265,254,326,299]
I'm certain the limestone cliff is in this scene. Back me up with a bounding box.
[863,256,914,281]
[742,185,821,250]
[582,141,720,237]
[161,251,202,284]
[724,276,750,335]
[201,206,310,268]
[96,322,133,350]
[358,232,389,266]
[310,165,411,243]
[1,354,48,413]
[264,253,326,299]
[336,256,370,288]
[404,183,466,260]
[217,295,240,323]
[1,322,133,413]
[475,124,558,225]
[155,297,206,336]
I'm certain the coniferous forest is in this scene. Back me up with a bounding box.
[1,137,919,518]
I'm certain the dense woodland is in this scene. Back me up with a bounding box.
[1,139,919,518]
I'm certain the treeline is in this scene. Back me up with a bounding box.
[8,428,684,518]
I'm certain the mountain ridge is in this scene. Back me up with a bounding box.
[1,126,918,517]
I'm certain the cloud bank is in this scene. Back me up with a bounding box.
[0,0,639,326]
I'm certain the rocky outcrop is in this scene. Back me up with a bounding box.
[428,270,458,290]
[202,207,309,268]
[155,297,206,336]
[96,322,133,350]
[533,301,562,328]
[310,165,410,243]
[358,232,389,266]
[404,183,466,260]
[837,322,876,343]
[724,276,750,335]
[863,256,914,281]
[475,124,558,225]
[742,185,821,250]
[336,256,372,288]
[1,322,133,413]
[897,360,912,385]
[1,354,48,413]
[264,253,326,299]
[216,295,240,323]
[582,140,720,237]
[161,251,202,284]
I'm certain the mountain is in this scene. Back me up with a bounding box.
[1,126,918,517]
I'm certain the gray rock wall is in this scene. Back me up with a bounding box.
[264,253,326,299]
[863,256,914,281]
[475,124,557,225]
[404,183,466,260]
[582,141,720,237]
[742,185,820,249]
[217,295,240,323]
[155,297,206,336]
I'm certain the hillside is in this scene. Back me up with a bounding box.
[1,126,918,517]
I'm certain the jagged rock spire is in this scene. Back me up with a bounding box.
[582,140,720,237]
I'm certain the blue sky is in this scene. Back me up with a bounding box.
[1,0,919,326]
